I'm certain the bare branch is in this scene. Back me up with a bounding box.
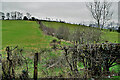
[86,0,113,29]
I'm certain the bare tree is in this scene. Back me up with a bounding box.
[26,13,31,20]
[6,13,10,20]
[16,12,22,20]
[15,11,17,20]
[0,12,5,20]
[102,0,113,29]
[11,12,16,20]
[19,13,23,20]
[86,0,113,29]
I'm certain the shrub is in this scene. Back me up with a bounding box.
[59,42,120,78]
[2,46,28,79]
[55,26,70,40]
[69,27,102,43]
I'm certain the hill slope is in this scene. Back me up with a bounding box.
[42,21,120,43]
[2,20,120,50]
[2,20,57,50]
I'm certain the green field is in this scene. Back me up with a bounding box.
[2,20,120,50]
[102,31,120,43]
[2,20,58,50]
[2,20,120,78]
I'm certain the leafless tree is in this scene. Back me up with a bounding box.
[16,12,20,20]
[0,12,5,20]
[26,13,31,20]
[86,0,113,29]
[16,12,23,20]
[10,11,23,20]
[6,13,10,20]
[102,0,113,29]
[11,12,16,20]
[19,13,23,20]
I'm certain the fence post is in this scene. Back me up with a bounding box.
[6,46,12,79]
[34,53,38,80]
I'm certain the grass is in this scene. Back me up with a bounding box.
[2,20,120,78]
[110,63,120,73]
[2,20,58,50]
[2,20,73,51]
[2,20,73,78]
[42,21,120,43]
[102,31,120,43]
[2,20,120,50]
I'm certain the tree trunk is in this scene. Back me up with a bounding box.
[98,20,100,29]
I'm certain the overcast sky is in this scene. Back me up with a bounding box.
[1,0,119,25]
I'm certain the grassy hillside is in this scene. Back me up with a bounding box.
[2,20,120,78]
[102,31,119,43]
[42,21,120,43]
[2,20,119,51]
[2,20,58,50]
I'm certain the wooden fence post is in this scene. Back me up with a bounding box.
[34,53,38,80]
[6,46,11,79]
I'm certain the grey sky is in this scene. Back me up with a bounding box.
[1,0,119,2]
[1,1,119,25]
